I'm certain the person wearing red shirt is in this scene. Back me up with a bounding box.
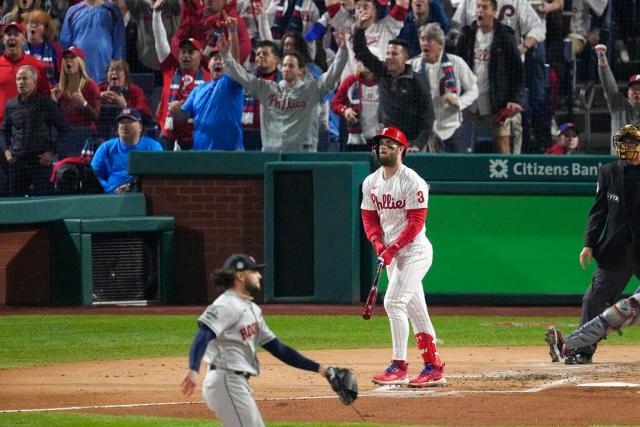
[171,0,252,65]
[99,59,153,125]
[153,1,211,150]
[0,21,50,122]
[51,46,101,157]
[545,122,580,155]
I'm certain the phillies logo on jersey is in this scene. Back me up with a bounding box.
[267,95,306,110]
[240,322,259,340]
[371,193,406,210]
[497,5,516,22]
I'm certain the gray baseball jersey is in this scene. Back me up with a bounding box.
[198,289,276,376]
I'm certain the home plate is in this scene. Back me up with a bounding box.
[577,382,640,388]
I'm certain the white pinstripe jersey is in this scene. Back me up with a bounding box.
[198,290,276,376]
[452,0,546,43]
[361,164,429,246]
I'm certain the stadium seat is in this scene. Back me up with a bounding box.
[58,127,94,159]
[149,86,163,117]
[96,105,121,141]
[129,72,156,102]
[242,128,262,151]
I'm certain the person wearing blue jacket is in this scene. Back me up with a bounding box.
[60,0,126,83]
[91,108,162,193]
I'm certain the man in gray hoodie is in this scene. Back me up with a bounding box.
[596,43,640,155]
[218,31,348,152]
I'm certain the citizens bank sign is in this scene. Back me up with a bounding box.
[488,158,604,180]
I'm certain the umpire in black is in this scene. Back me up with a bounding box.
[0,65,69,196]
[569,124,640,364]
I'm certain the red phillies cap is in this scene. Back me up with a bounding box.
[4,21,25,34]
[373,127,408,148]
[180,38,203,54]
[62,46,85,61]
[628,74,640,87]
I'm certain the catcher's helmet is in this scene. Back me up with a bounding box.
[373,126,408,148]
[613,124,640,160]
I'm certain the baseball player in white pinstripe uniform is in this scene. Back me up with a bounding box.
[180,254,356,426]
[361,127,445,387]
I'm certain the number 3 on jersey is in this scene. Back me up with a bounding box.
[417,191,424,203]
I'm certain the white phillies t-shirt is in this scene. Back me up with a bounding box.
[471,30,494,116]
[198,289,276,376]
[361,164,429,247]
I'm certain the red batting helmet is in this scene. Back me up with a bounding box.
[373,127,408,148]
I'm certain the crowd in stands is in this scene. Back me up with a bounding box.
[0,0,637,196]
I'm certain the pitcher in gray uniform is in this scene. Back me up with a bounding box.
[180,253,353,426]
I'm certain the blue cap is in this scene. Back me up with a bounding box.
[558,122,578,137]
[223,254,266,271]
[115,107,142,123]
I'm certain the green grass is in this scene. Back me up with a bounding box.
[1,314,640,369]
[0,412,414,427]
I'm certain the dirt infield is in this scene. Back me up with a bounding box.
[2,346,640,425]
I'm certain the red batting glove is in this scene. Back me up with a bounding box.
[372,239,386,256]
[378,243,400,266]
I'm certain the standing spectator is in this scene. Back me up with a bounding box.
[171,0,252,65]
[60,0,126,83]
[545,121,580,154]
[124,0,180,73]
[409,23,478,153]
[399,0,449,58]
[331,61,380,151]
[99,59,153,125]
[169,20,244,151]
[219,30,347,152]
[324,0,409,80]
[595,43,640,155]
[353,19,434,150]
[254,0,320,60]
[1,65,69,196]
[0,21,50,122]
[153,1,211,150]
[242,39,281,150]
[0,0,40,24]
[91,107,162,192]
[51,46,101,155]
[457,0,523,154]
[23,9,63,85]
[451,0,549,153]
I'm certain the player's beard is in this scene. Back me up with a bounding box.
[378,151,397,167]
[245,275,262,293]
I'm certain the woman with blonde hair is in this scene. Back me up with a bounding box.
[23,9,61,84]
[51,46,101,157]
[1,0,40,24]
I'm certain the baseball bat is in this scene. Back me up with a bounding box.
[362,262,384,320]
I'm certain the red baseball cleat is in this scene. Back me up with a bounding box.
[408,363,446,387]
[372,361,408,385]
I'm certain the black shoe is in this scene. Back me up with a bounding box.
[565,353,593,365]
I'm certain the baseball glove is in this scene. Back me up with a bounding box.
[324,366,358,405]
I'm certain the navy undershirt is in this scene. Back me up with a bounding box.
[188,324,320,373]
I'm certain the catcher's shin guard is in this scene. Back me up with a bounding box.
[566,294,640,351]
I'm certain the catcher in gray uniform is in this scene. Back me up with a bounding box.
[180,253,357,426]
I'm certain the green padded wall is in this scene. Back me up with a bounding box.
[376,194,639,299]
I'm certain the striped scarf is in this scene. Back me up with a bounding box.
[24,41,58,84]
[441,52,458,95]
[271,0,305,40]
[168,67,205,103]
[242,68,282,127]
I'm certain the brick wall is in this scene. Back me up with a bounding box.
[0,226,50,305]
[142,177,264,304]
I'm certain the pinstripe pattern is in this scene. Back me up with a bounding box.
[362,164,437,362]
